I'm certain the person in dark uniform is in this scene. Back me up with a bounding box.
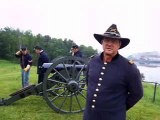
[15,46,32,88]
[71,45,82,57]
[83,24,143,120]
[34,46,49,83]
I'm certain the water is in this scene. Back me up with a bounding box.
[137,66,160,83]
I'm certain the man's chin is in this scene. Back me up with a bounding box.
[104,52,113,56]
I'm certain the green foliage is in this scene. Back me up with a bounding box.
[80,45,98,58]
[0,27,98,64]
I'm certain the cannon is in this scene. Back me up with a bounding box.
[0,56,88,114]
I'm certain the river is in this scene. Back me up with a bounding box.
[137,66,160,83]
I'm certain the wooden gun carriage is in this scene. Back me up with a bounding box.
[0,56,88,114]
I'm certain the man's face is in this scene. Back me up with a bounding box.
[21,50,27,55]
[72,48,78,53]
[35,49,40,54]
[102,38,121,57]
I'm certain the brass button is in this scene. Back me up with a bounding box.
[96,89,99,92]
[91,105,95,108]
[98,83,101,86]
[99,78,102,81]
[102,67,105,69]
[101,72,104,75]
[92,100,96,102]
[94,94,97,97]
[104,62,107,65]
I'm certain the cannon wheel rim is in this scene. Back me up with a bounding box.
[43,56,87,114]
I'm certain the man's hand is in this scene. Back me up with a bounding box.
[16,51,21,55]
[24,65,31,72]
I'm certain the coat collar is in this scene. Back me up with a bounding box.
[100,52,119,62]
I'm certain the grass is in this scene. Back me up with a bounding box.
[0,59,160,120]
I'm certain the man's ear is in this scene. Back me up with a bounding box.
[101,39,104,44]
[118,41,121,49]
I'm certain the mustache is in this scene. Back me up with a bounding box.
[105,46,113,49]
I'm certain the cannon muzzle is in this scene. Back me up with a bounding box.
[0,98,5,106]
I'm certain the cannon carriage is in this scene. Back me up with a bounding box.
[0,56,88,114]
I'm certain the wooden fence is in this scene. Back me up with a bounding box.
[142,80,160,102]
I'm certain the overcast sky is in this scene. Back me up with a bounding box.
[0,0,160,56]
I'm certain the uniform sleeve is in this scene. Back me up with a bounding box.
[79,52,82,57]
[42,54,49,63]
[44,54,49,63]
[126,65,143,110]
[85,58,93,86]
[85,64,89,86]
[28,55,33,66]
[15,52,21,58]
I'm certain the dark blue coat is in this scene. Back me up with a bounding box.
[15,53,32,69]
[37,51,49,74]
[84,53,143,120]
[74,51,82,57]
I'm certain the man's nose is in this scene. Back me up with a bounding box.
[106,41,113,45]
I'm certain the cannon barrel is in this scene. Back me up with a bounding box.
[43,63,87,70]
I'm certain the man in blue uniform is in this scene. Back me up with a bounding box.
[34,46,49,83]
[71,45,82,57]
[83,24,143,120]
[15,46,32,88]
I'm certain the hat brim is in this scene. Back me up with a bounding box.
[94,34,130,49]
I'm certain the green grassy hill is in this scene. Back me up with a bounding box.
[0,60,160,120]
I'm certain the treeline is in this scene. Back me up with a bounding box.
[0,27,98,64]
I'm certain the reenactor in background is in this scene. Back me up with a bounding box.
[15,46,32,88]
[34,46,49,83]
[83,24,143,120]
[71,45,82,57]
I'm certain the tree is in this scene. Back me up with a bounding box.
[0,27,98,62]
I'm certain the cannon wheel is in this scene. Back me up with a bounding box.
[43,56,88,114]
